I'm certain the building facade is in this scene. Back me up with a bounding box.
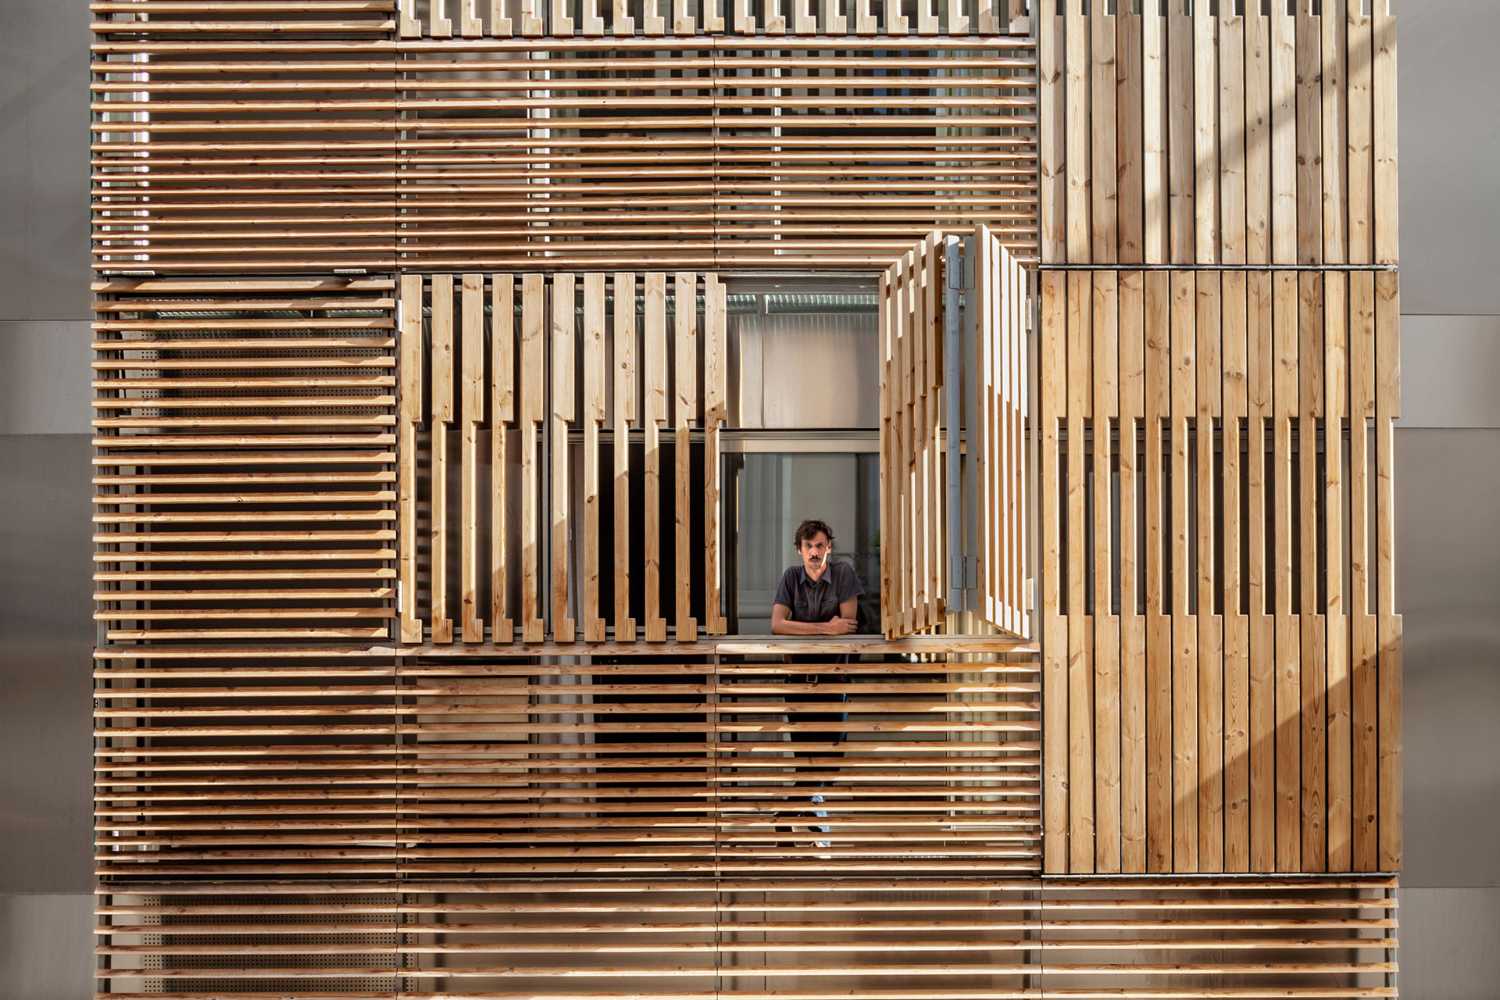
[90,1,1402,996]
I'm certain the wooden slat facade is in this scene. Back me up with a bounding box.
[395,0,1029,37]
[92,639,1039,880]
[92,277,400,643]
[878,227,1030,640]
[1037,1,1399,268]
[86,1,1409,996]
[1038,268,1402,875]
[396,271,728,644]
[92,4,1040,273]
[96,875,1397,998]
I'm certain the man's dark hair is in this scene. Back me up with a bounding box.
[792,518,835,548]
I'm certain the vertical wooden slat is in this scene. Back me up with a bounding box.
[674,0,697,35]
[1375,269,1401,870]
[1192,2,1218,264]
[1298,271,1326,872]
[914,0,936,36]
[460,0,483,37]
[491,274,515,644]
[550,275,577,645]
[1041,268,1069,872]
[1245,1,1272,264]
[1325,270,1352,872]
[1272,270,1301,872]
[1247,269,1276,872]
[430,274,455,645]
[1222,271,1251,872]
[978,234,998,630]
[922,236,942,629]
[399,0,421,37]
[399,274,424,644]
[1269,3,1298,265]
[1349,270,1379,871]
[880,269,895,637]
[429,0,454,36]
[673,271,699,643]
[1119,270,1147,872]
[581,0,605,34]
[1067,269,1094,873]
[1066,1,1092,263]
[1143,269,1172,873]
[1346,0,1374,264]
[642,272,668,643]
[703,275,728,636]
[897,251,914,637]
[1295,0,1323,264]
[613,0,636,34]
[1372,1,1399,264]
[1169,269,1197,872]
[1091,4,1118,263]
[552,0,575,35]
[1219,3,1246,265]
[1040,4,1066,263]
[581,272,607,643]
[1117,3,1144,264]
[460,273,484,643]
[1142,0,1168,263]
[612,272,638,642]
[520,273,546,644]
[1167,0,1196,264]
[1321,0,1348,263]
[1093,271,1121,873]
[491,0,514,35]
[520,0,544,35]
[1194,271,1223,873]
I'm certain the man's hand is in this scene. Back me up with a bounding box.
[819,616,857,636]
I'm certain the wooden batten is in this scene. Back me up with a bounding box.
[1038,268,1400,877]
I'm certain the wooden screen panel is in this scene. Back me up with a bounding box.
[1038,1,1399,268]
[1039,877,1399,998]
[97,878,1043,999]
[395,646,1039,875]
[96,875,1402,998]
[396,38,1038,270]
[397,0,1029,36]
[92,277,399,643]
[398,271,728,645]
[714,649,1041,873]
[1039,269,1401,875]
[91,2,399,274]
[879,231,1031,640]
[93,648,401,882]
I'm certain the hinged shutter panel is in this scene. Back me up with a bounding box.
[880,227,1030,639]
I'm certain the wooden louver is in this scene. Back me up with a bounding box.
[879,227,1030,640]
[397,271,729,645]
[92,277,399,643]
[1039,268,1402,876]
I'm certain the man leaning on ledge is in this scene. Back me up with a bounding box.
[770,518,863,636]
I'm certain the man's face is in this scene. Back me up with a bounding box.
[797,532,832,574]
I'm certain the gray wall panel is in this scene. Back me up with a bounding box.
[0,893,93,1000]
[0,0,90,322]
[0,321,91,435]
[1401,315,1500,429]
[1396,428,1500,889]
[1398,888,1500,1000]
[0,435,93,893]
[1400,0,1500,315]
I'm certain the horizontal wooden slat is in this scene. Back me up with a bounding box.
[93,279,398,642]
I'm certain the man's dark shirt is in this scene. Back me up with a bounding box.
[772,560,864,623]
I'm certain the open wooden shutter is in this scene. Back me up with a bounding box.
[879,227,1030,639]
